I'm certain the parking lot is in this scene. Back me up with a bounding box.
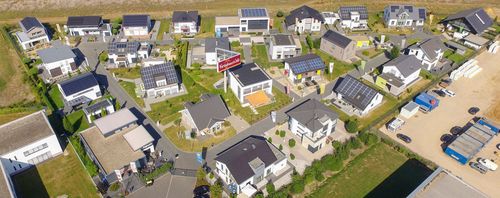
[380,51,500,197]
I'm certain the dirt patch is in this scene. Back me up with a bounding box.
[485,76,500,123]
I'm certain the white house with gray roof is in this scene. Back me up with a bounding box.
[82,99,115,123]
[172,11,199,34]
[338,6,369,30]
[377,55,422,96]
[384,5,426,28]
[15,17,50,50]
[139,61,180,98]
[57,72,102,107]
[107,41,151,67]
[405,38,446,70]
[286,99,338,153]
[122,15,151,37]
[442,8,493,39]
[181,94,231,134]
[284,54,325,84]
[66,16,111,37]
[228,63,273,106]
[37,44,78,79]
[214,136,287,196]
[335,75,383,115]
[285,5,324,33]
[269,34,302,60]
[205,37,230,65]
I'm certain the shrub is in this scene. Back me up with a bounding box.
[211,180,223,198]
[349,137,362,149]
[109,182,121,192]
[323,155,343,171]
[362,50,370,56]
[306,35,314,49]
[315,171,325,181]
[332,140,342,150]
[290,153,295,160]
[279,130,286,138]
[266,182,276,194]
[275,130,280,135]
[288,139,296,148]
[255,193,264,198]
[359,132,379,146]
[304,171,315,184]
[99,51,108,62]
[345,119,359,133]
[313,38,321,49]
[276,10,285,17]
[279,144,283,150]
[290,179,305,194]
[190,131,197,139]
[230,41,241,47]
[268,137,273,143]
[390,46,400,59]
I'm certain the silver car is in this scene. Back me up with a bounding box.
[469,162,488,174]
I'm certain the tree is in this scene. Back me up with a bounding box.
[290,179,305,194]
[279,130,286,138]
[210,180,223,198]
[349,137,362,149]
[275,130,280,135]
[345,119,358,133]
[288,139,296,148]
[306,35,314,49]
[190,131,197,139]
[62,116,74,134]
[266,182,276,194]
[290,153,295,160]
[390,46,400,59]
[332,140,342,150]
[276,10,285,17]
[99,51,109,63]
[279,144,283,150]
[114,100,121,110]
[267,137,273,143]
[313,38,321,49]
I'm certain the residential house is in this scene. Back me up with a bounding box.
[228,63,273,107]
[463,34,489,49]
[82,99,115,123]
[57,72,102,107]
[442,8,493,39]
[214,136,287,196]
[0,110,63,176]
[66,16,111,36]
[320,30,356,61]
[238,8,270,32]
[383,5,426,28]
[376,55,422,96]
[205,37,231,65]
[139,61,181,98]
[286,99,338,153]
[181,94,231,134]
[405,38,446,70]
[107,41,151,67]
[285,5,325,33]
[172,11,199,34]
[322,12,340,25]
[284,54,325,84]
[122,15,151,37]
[15,17,50,50]
[37,44,78,79]
[335,75,383,115]
[215,16,241,35]
[338,6,369,30]
[269,34,301,60]
[80,109,154,183]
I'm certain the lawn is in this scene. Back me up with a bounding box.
[301,41,309,55]
[252,44,284,69]
[314,50,358,81]
[198,16,215,38]
[444,49,474,65]
[66,109,90,133]
[360,48,384,59]
[109,67,141,79]
[13,146,99,198]
[48,85,64,109]
[157,18,170,40]
[164,125,236,152]
[272,16,284,33]
[118,80,145,107]
[308,143,433,198]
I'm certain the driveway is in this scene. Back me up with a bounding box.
[128,173,196,198]
[243,45,253,63]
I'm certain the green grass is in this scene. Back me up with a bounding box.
[48,86,64,109]
[109,66,141,79]
[118,81,145,107]
[444,48,474,65]
[198,16,215,37]
[301,41,309,55]
[157,19,170,40]
[164,125,236,152]
[66,110,90,133]
[13,145,99,198]
[252,44,284,68]
[314,50,358,81]
[407,38,421,46]
[309,143,433,198]
[273,16,284,33]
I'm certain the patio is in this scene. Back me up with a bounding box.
[268,67,328,97]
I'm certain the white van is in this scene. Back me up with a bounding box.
[478,158,498,171]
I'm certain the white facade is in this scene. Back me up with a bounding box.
[41,57,76,76]
[16,33,50,51]
[68,24,111,37]
[292,18,322,33]
[340,12,368,29]
[322,12,340,25]
[57,83,101,104]
[123,26,150,37]
[284,62,323,83]
[382,65,421,86]
[205,52,217,65]
[108,47,150,67]
[144,83,180,98]
[173,22,198,34]
[228,72,273,105]
[269,38,301,60]
[288,117,336,152]
[406,48,444,70]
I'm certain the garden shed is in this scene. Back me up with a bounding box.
[400,101,419,119]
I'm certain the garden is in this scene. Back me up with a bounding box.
[163,124,236,152]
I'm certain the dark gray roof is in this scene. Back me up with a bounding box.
[240,8,268,18]
[67,16,102,28]
[108,41,140,55]
[413,38,446,61]
[205,37,230,53]
[83,99,113,115]
[285,5,325,27]
[443,8,493,34]
[384,5,426,21]
[335,75,380,111]
[378,72,405,88]
[383,55,421,77]
[286,99,338,132]
[185,94,230,130]
[214,136,283,184]
[122,15,150,27]
[19,17,44,32]
[229,63,271,87]
[37,45,76,63]
[272,34,295,46]
[172,11,199,23]
[59,73,99,96]
[284,54,325,75]
[339,6,368,20]
[447,122,495,161]
[322,30,353,48]
[140,62,179,90]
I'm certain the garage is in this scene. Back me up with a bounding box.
[400,101,420,119]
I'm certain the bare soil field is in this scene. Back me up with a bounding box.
[380,50,500,197]
[0,0,498,23]
[0,33,35,107]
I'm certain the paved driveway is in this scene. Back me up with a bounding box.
[128,174,196,198]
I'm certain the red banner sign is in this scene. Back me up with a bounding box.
[217,54,241,73]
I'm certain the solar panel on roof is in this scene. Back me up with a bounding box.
[241,8,267,17]
[391,6,398,12]
[419,9,426,19]
[404,6,413,13]
[141,62,179,90]
[289,56,325,74]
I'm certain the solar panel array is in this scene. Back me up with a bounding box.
[390,6,398,12]
[404,6,413,13]
[21,17,43,32]
[141,62,179,90]
[288,55,325,74]
[123,15,149,27]
[339,6,368,20]
[108,42,140,54]
[335,76,378,110]
[419,9,426,19]
[241,8,267,18]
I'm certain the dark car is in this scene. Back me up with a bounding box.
[468,107,480,115]
[433,89,446,97]
[440,134,454,143]
[469,162,488,174]
[397,133,412,143]
[193,185,210,196]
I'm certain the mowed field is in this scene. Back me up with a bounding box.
[0,0,498,23]
[0,32,35,107]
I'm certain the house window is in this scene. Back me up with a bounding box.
[18,164,22,169]
[24,143,49,157]
[13,166,16,171]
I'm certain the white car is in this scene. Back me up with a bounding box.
[478,158,498,171]
[441,88,456,97]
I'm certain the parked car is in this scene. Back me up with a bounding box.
[439,79,452,88]
[497,144,500,150]
[478,158,498,171]
[469,162,488,174]
[433,89,446,97]
[193,185,210,196]
[441,88,456,97]
[468,107,480,115]
[396,133,412,143]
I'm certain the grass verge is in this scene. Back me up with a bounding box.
[118,80,145,107]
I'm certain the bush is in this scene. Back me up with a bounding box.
[290,153,295,160]
[322,155,343,171]
[390,46,400,59]
[268,137,273,143]
[313,38,321,49]
[230,41,240,47]
[211,180,223,198]
[362,50,370,56]
[359,132,379,146]
[290,179,305,194]
[279,144,283,150]
[109,182,121,192]
[276,10,285,17]
[332,140,342,150]
[99,51,108,62]
[315,171,325,181]
[306,35,314,49]
[279,130,286,138]
[275,130,280,135]
[288,139,296,148]
[266,182,276,194]
[345,119,358,133]
[349,137,362,149]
